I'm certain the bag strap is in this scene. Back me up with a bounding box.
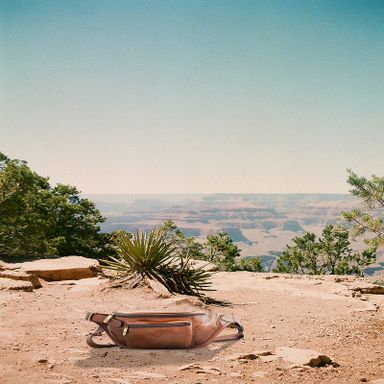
[85,312,123,348]
[86,325,117,348]
[212,321,244,342]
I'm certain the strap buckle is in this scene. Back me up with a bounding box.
[103,312,116,323]
[85,312,94,321]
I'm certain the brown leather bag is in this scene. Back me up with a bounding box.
[85,311,244,349]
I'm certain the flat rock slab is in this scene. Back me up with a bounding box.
[351,284,384,295]
[276,346,335,367]
[0,270,41,288]
[14,256,102,281]
[0,278,34,292]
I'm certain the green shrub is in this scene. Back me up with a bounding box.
[102,229,212,297]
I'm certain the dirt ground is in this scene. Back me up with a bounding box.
[0,272,383,384]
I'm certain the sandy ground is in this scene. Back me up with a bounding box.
[0,272,383,384]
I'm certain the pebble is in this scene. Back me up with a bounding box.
[36,358,48,364]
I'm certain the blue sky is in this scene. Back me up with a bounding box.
[1,0,383,193]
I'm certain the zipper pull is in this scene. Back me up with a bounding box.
[122,324,129,336]
[103,312,115,323]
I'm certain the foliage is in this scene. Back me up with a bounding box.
[102,229,212,296]
[204,232,240,271]
[237,257,263,272]
[160,220,262,272]
[341,169,384,250]
[159,219,205,260]
[274,225,375,276]
[0,152,112,258]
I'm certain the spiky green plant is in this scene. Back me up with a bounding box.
[102,229,213,297]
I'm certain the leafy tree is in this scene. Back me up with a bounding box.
[204,232,241,271]
[159,219,204,260]
[341,169,384,250]
[0,152,111,258]
[274,225,375,276]
[274,232,320,274]
[159,220,262,272]
[237,257,263,272]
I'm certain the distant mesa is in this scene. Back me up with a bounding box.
[179,228,201,237]
[221,227,253,245]
[261,221,277,232]
[282,220,304,232]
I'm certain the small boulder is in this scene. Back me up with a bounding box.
[276,347,337,367]
[351,284,384,295]
[0,278,34,292]
[0,270,41,288]
[36,357,48,364]
[146,278,173,298]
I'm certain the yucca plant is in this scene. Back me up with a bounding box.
[102,229,213,297]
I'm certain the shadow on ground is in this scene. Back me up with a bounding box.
[76,340,237,369]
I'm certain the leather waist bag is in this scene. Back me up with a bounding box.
[85,311,244,349]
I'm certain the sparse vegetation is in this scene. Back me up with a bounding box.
[274,225,375,276]
[102,229,213,297]
[160,220,262,272]
[341,169,384,250]
[237,257,263,272]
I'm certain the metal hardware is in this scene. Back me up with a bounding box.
[103,312,116,323]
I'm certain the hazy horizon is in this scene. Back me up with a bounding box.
[2,1,383,194]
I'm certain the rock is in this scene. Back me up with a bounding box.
[352,285,384,295]
[275,347,337,367]
[146,278,173,298]
[196,367,221,375]
[178,364,221,375]
[264,275,280,280]
[36,357,48,363]
[0,278,34,292]
[237,353,259,360]
[166,295,203,307]
[222,350,274,362]
[0,270,41,288]
[0,261,18,271]
[15,256,102,281]
[178,363,203,371]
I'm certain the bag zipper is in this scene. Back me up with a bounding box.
[115,312,205,318]
[122,321,191,336]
